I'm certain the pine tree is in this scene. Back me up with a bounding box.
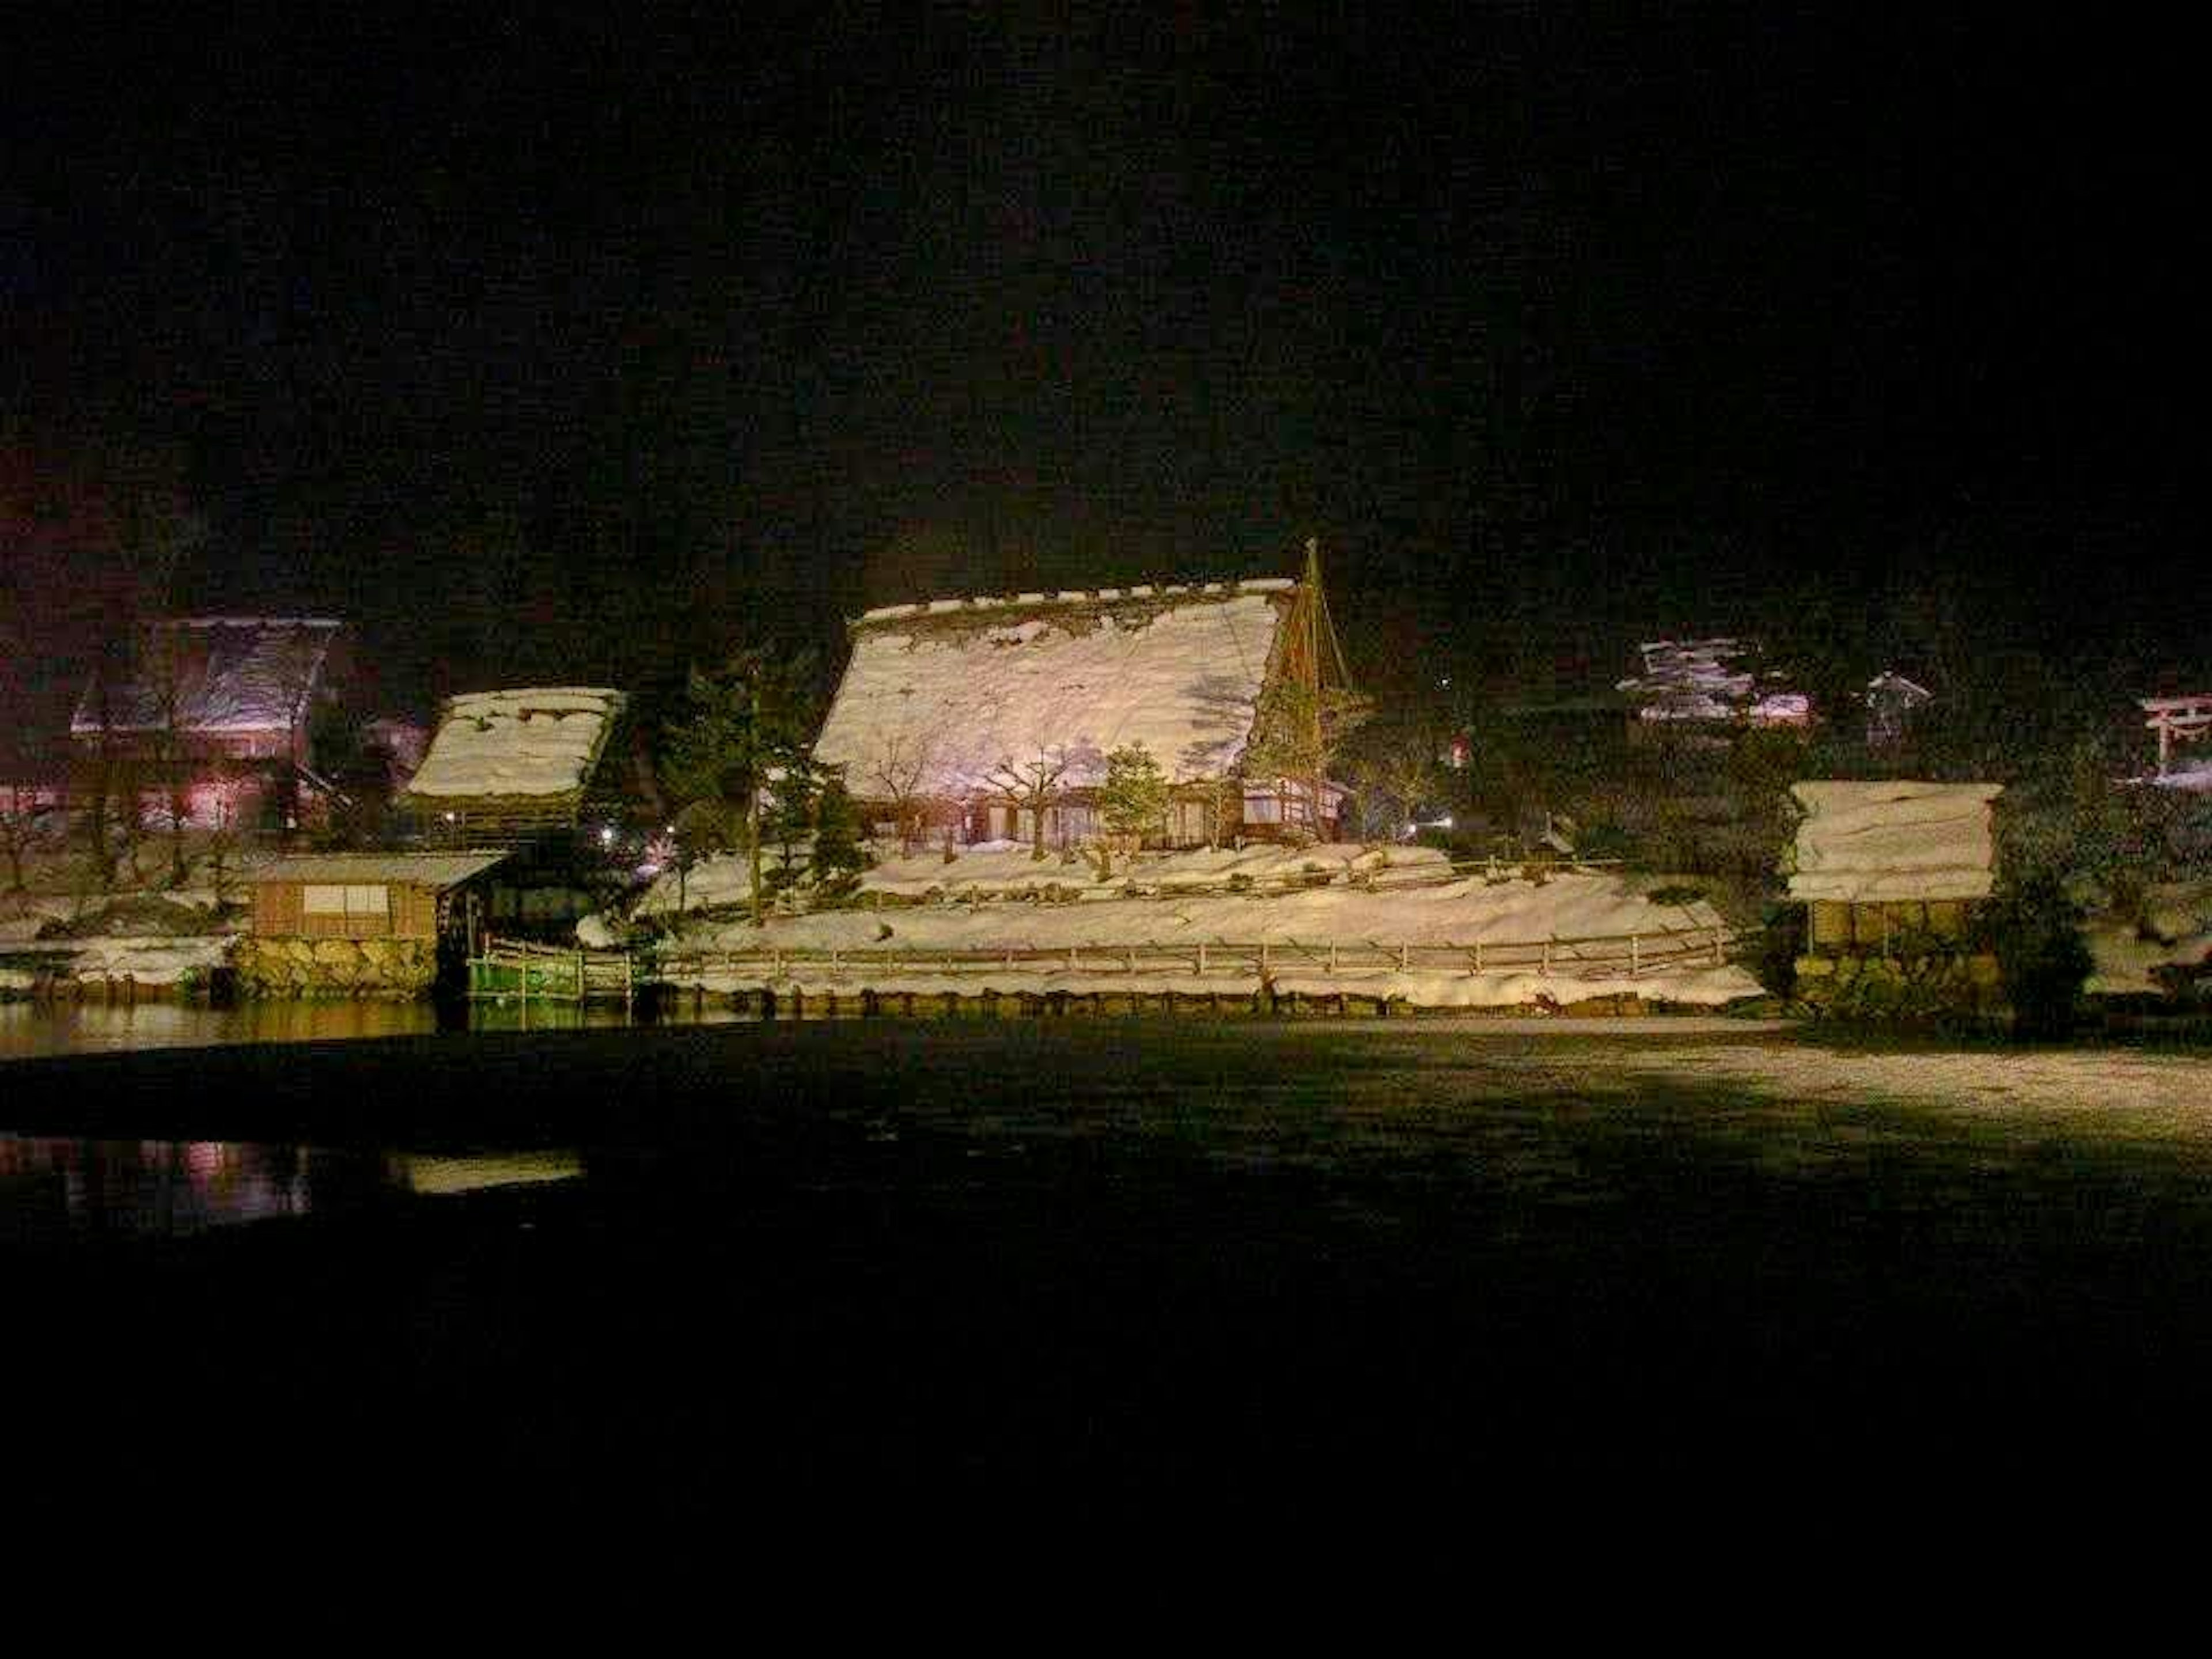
[810,777,867,903]
[658,647,820,923]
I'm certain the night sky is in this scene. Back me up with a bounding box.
[5,6,2205,725]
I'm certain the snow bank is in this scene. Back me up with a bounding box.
[665,962,1758,1010]
[62,935,233,986]
[1786,781,2002,902]
[650,868,1758,1007]
[2085,882,2212,996]
[815,588,1283,794]
[575,912,627,950]
[405,687,624,799]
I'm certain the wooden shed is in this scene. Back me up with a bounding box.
[249,851,511,944]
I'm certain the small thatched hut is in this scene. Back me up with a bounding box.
[1786,780,2005,1017]
[397,687,628,840]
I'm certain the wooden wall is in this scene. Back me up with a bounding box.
[251,881,442,941]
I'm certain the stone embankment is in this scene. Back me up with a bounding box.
[233,936,437,999]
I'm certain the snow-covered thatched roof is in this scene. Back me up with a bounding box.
[71,617,342,736]
[249,851,511,889]
[401,688,626,802]
[1617,638,1756,719]
[814,580,1297,797]
[1786,781,2003,903]
[1867,671,1933,705]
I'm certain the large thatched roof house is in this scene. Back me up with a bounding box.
[813,568,1354,850]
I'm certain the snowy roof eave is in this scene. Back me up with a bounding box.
[851,577,1295,630]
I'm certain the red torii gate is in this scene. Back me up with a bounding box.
[2141,695,2212,775]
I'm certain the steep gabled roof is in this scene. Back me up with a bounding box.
[813,579,1296,797]
[71,617,342,736]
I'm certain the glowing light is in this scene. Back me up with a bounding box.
[599,826,615,847]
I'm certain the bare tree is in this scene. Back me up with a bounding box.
[199,751,246,911]
[864,732,936,858]
[0,785,33,893]
[986,749,1071,862]
[141,622,197,886]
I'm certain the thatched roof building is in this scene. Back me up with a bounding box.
[1786,781,2002,903]
[70,617,343,760]
[813,574,1350,847]
[399,687,627,839]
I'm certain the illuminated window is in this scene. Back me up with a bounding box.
[303,884,387,918]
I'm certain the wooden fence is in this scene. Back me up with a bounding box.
[471,937,635,1006]
[649,922,1737,987]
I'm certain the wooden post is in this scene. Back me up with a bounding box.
[1630,934,1639,979]
[1541,937,1551,978]
[1069,946,1080,974]
[1397,942,1409,973]
[1711,926,1724,967]
[1198,941,1208,975]
[1328,942,1338,974]
[1472,939,1483,974]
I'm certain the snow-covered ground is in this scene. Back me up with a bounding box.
[18,934,236,987]
[643,857,1761,1008]
[2085,881,2212,997]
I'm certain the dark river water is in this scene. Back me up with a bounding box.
[7,1017,2211,1510]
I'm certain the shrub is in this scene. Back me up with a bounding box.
[1980,872,2093,1039]
[1750,902,1806,999]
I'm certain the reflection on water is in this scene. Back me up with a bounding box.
[387,1150,586,1196]
[0,999,438,1058]
[0,996,757,1059]
[0,1135,586,1244]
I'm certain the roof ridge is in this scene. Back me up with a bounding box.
[853,576,1296,627]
